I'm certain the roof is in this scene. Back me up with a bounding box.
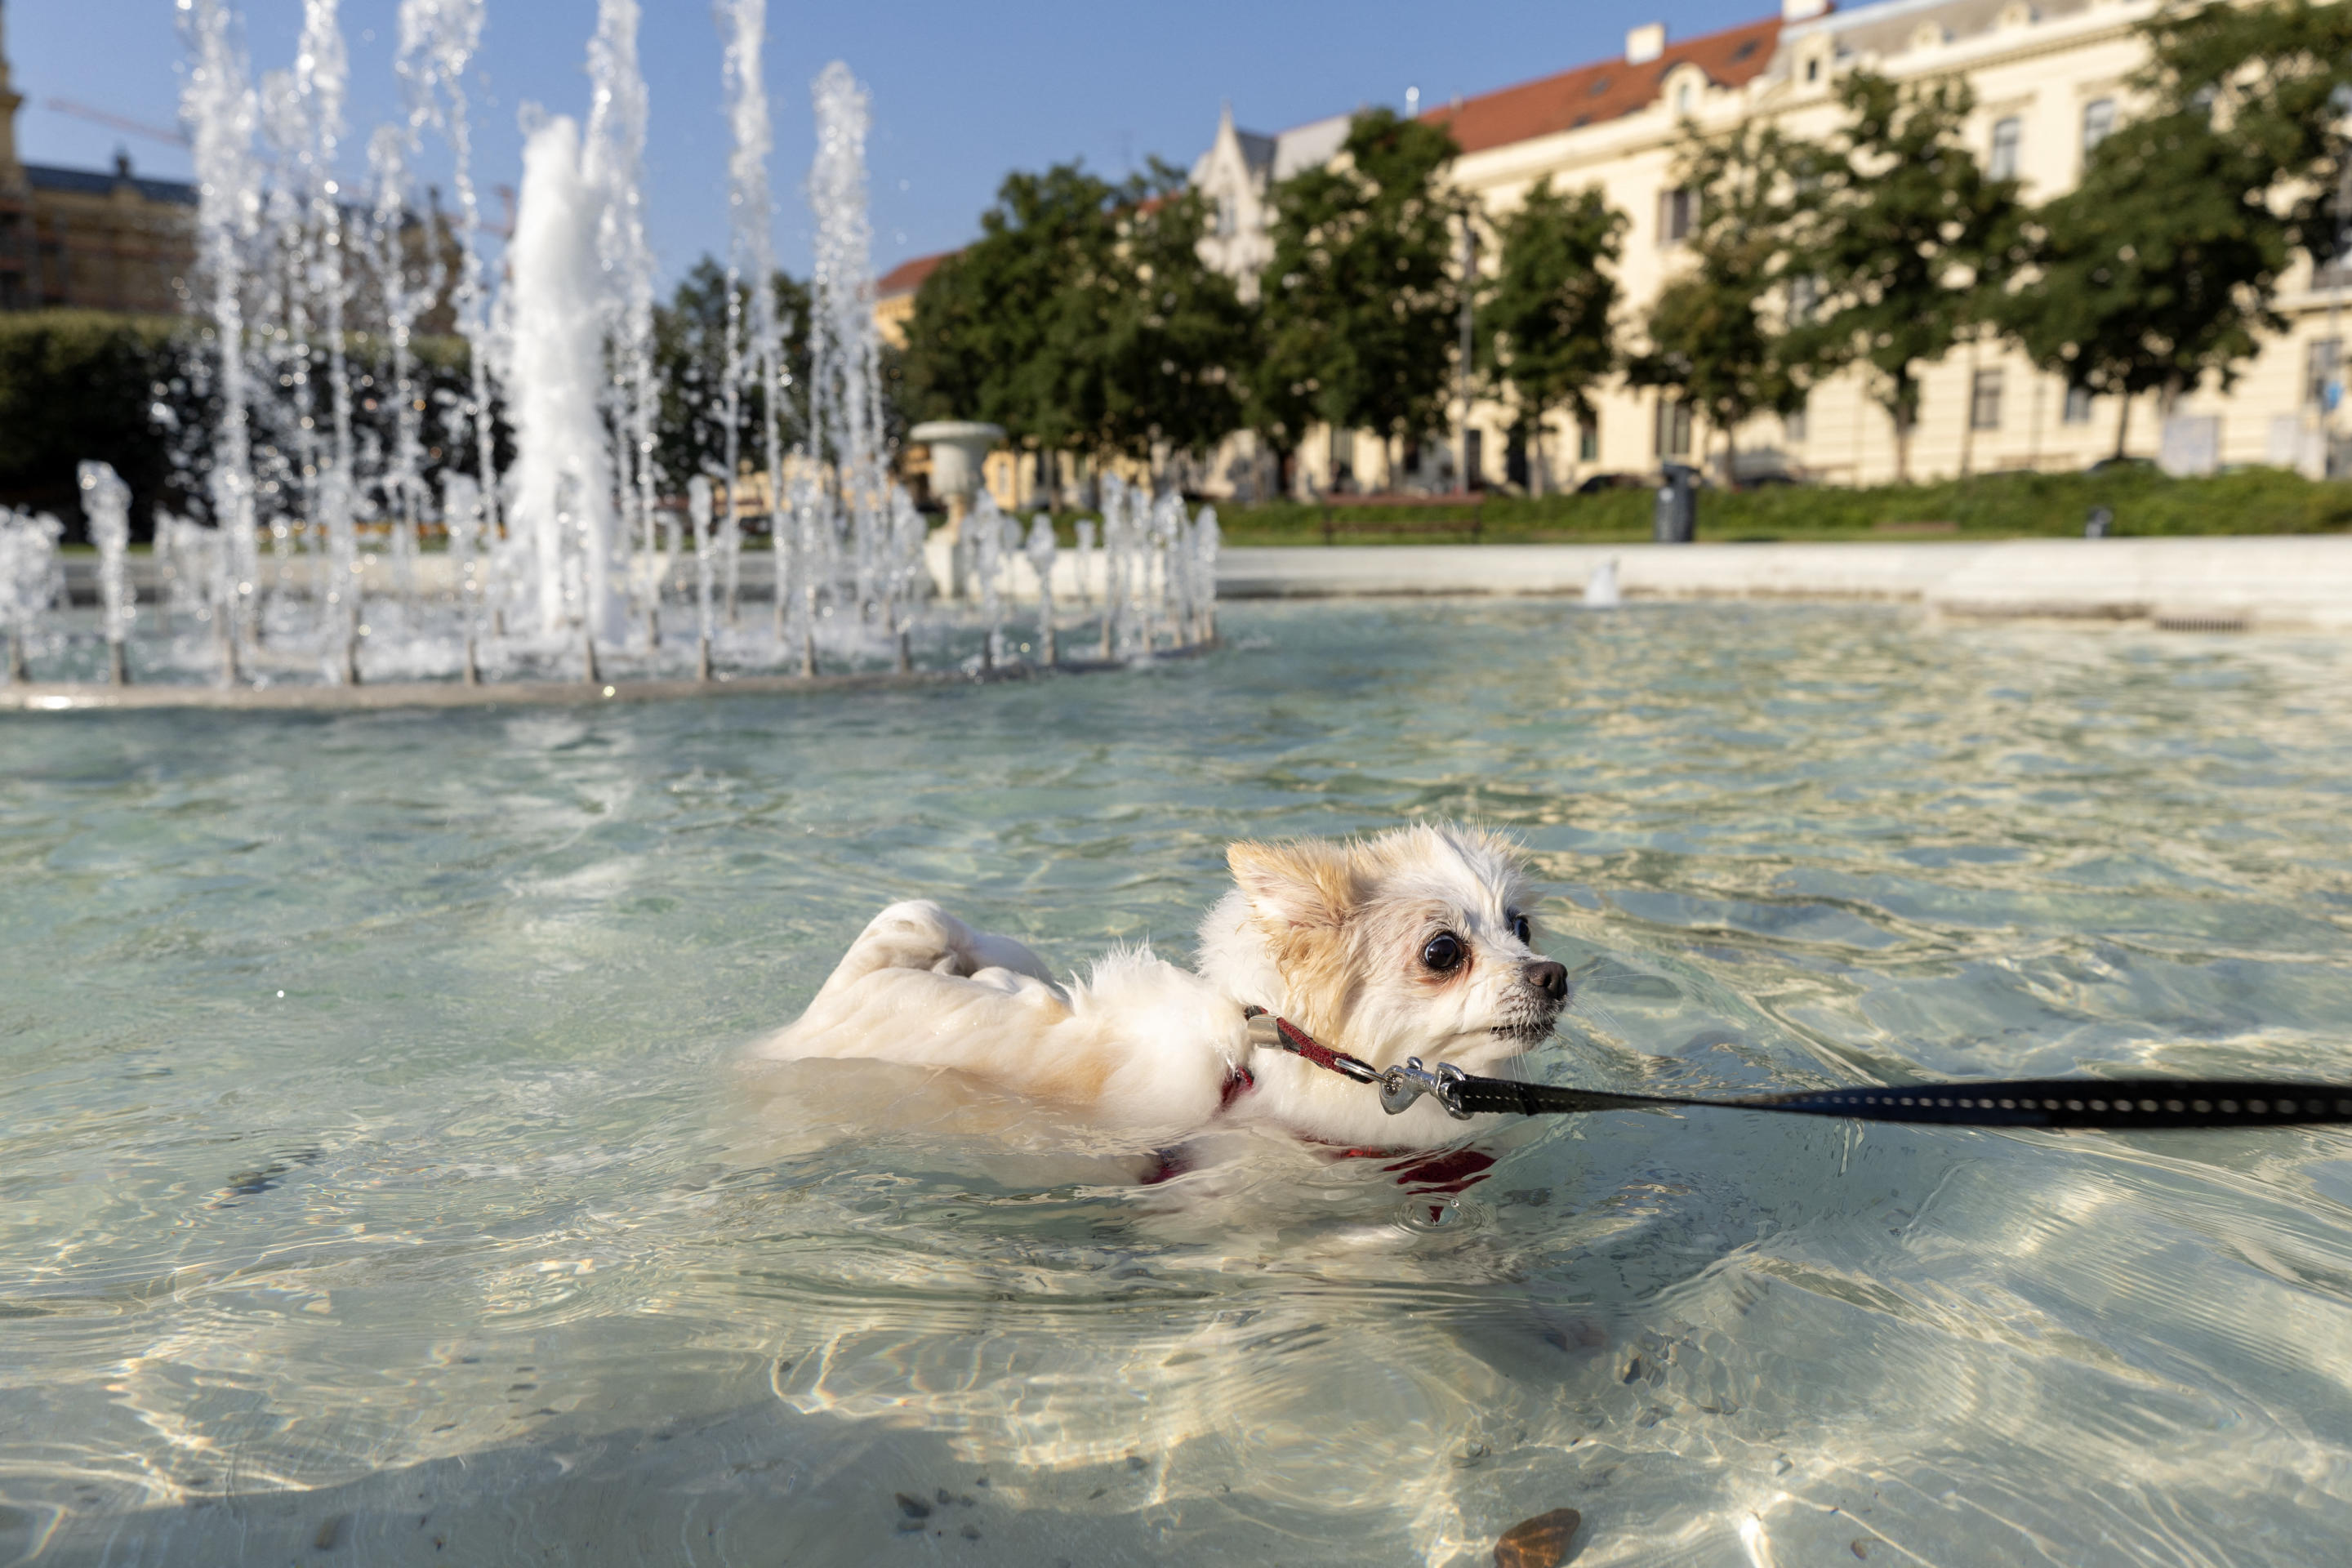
[1234,127,1276,176]
[876,249,954,300]
[24,163,199,206]
[1272,114,1351,180]
[1419,15,1783,156]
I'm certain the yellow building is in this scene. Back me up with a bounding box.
[1191,0,2350,493]
[0,2,199,314]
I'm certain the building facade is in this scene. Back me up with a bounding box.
[1188,0,2351,496]
[0,2,198,315]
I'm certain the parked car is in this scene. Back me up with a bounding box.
[1574,471,1645,494]
[2083,455,2159,476]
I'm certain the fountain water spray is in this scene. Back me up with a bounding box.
[807,61,890,629]
[78,462,136,684]
[584,0,661,647]
[443,472,484,682]
[20,2,1217,703]
[178,0,262,631]
[1073,518,1097,609]
[716,0,781,637]
[366,120,436,635]
[397,0,497,542]
[688,475,715,679]
[507,114,621,646]
[1025,514,1058,666]
[0,509,62,683]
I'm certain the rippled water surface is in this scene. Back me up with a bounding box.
[6,601,2352,1566]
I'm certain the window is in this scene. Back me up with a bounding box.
[1784,399,1809,445]
[1659,186,1697,245]
[2308,338,2344,410]
[1655,399,1692,458]
[1676,81,1695,114]
[1329,427,1355,485]
[1970,369,2004,431]
[1216,194,1238,237]
[1989,117,2022,182]
[1579,417,1600,462]
[1464,430,1485,489]
[2062,384,2095,425]
[2082,98,2116,154]
[1804,56,1821,83]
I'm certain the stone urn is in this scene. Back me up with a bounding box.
[908,420,1004,537]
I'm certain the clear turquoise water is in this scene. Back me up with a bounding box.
[5,600,2352,1566]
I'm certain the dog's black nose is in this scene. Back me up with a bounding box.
[1526,960,1568,1002]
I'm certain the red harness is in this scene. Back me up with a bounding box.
[1141,1048,1494,1196]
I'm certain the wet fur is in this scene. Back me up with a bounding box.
[755,823,1567,1151]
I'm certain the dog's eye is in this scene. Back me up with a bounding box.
[1510,914,1531,945]
[1422,932,1465,973]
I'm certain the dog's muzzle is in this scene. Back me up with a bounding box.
[1492,961,1570,1045]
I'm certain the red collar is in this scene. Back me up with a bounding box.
[1218,1060,1256,1111]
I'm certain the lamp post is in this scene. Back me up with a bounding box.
[1457,212,1477,492]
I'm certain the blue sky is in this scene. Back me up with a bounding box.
[15,0,1770,290]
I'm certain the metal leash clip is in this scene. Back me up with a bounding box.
[1379,1057,1475,1120]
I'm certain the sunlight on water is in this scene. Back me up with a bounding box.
[2,601,2350,1566]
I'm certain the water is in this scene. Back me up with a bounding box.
[6,602,2352,1566]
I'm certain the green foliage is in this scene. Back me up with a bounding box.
[2141,0,2352,268]
[1094,180,1251,460]
[1212,466,2352,545]
[1481,176,1624,464]
[1778,73,2019,479]
[1998,113,2286,457]
[1257,109,1465,464]
[899,160,1246,466]
[0,312,187,536]
[899,163,1117,450]
[1628,123,1803,472]
[651,257,813,487]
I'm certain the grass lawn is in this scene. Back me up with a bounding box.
[1209,466,2352,546]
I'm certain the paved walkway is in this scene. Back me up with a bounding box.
[1218,537,2352,630]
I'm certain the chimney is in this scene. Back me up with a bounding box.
[1783,0,1831,19]
[1625,23,1665,65]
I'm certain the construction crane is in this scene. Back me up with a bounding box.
[43,98,189,149]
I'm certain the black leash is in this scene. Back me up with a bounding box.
[1242,1012,2352,1132]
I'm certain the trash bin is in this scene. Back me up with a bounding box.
[1654,464,1699,543]
[2085,505,2113,539]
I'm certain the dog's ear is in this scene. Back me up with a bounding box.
[1227,839,1361,931]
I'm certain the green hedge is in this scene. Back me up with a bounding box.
[0,311,487,543]
[1213,467,2352,545]
[0,310,189,537]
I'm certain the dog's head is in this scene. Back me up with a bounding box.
[1209,823,1567,1075]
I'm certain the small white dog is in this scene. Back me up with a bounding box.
[756,823,1570,1153]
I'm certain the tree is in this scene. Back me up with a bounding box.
[898,163,1125,460]
[1480,177,1624,492]
[1997,111,2287,459]
[1625,124,1802,481]
[651,258,812,491]
[1777,73,2018,480]
[900,161,1246,482]
[2141,0,2352,272]
[1094,173,1251,469]
[1258,109,1464,485]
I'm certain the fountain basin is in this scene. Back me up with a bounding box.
[5,599,2350,1565]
